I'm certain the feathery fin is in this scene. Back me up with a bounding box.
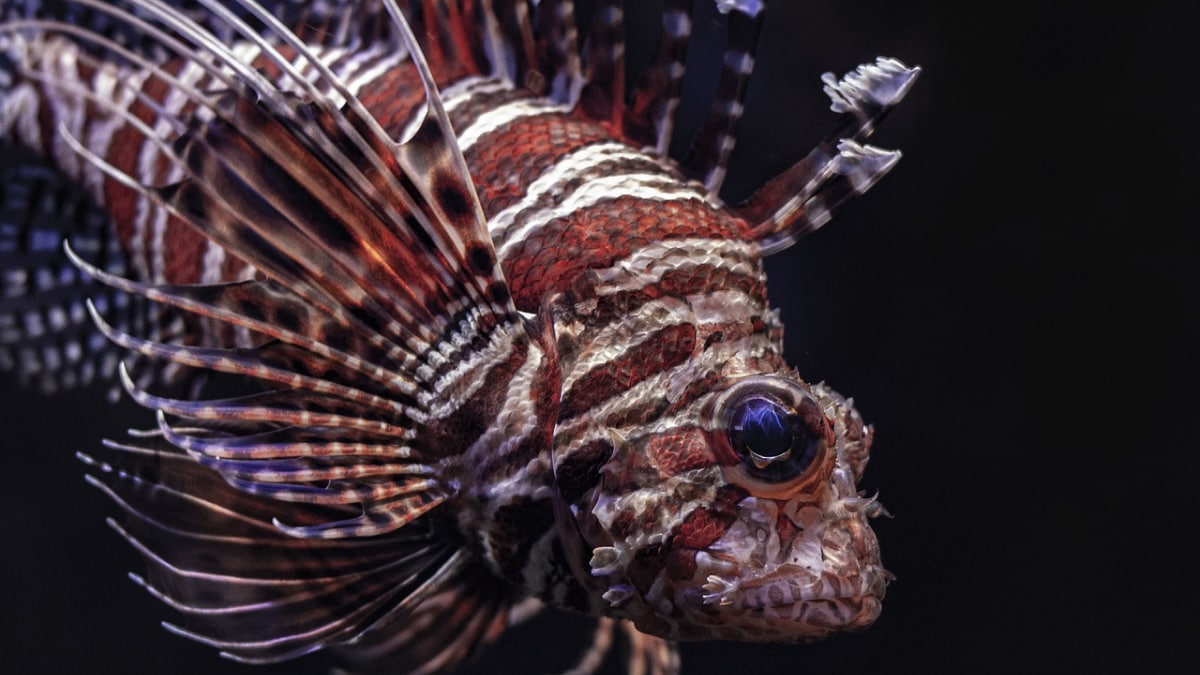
[40,0,533,540]
[79,434,510,671]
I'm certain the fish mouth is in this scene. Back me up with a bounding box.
[702,564,890,609]
[693,564,890,636]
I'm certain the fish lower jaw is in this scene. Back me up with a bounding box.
[698,564,890,629]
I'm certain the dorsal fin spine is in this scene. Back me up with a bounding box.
[737,57,920,254]
[580,0,625,130]
[679,6,764,200]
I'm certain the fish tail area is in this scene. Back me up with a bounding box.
[79,434,514,673]
[0,4,144,395]
[0,0,398,394]
[0,145,153,393]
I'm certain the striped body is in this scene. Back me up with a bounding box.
[0,1,917,672]
[6,44,747,303]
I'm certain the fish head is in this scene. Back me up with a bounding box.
[582,373,888,642]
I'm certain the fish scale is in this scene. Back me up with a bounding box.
[0,1,917,673]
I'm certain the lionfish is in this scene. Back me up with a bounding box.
[0,0,916,672]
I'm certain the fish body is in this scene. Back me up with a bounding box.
[0,1,916,672]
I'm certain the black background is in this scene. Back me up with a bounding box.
[1,1,1195,673]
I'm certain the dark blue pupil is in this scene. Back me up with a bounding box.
[736,398,792,458]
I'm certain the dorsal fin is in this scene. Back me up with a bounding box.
[624,0,697,154]
[678,0,765,199]
[489,0,539,89]
[578,0,626,127]
[389,0,492,84]
[532,0,583,102]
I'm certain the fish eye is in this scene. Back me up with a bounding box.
[728,394,822,482]
[713,377,832,495]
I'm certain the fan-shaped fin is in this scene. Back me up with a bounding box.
[79,434,512,672]
[40,0,538,538]
[65,248,419,399]
[331,552,515,674]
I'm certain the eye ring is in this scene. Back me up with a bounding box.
[712,376,832,497]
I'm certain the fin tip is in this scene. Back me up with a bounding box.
[715,0,764,18]
[824,57,921,113]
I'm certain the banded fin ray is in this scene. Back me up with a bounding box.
[485,0,585,104]
[564,0,919,255]
[78,434,511,671]
[18,0,531,539]
[736,56,921,254]
[532,0,583,102]
[578,0,764,185]
[578,0,625,126]
[64,250,421,401]
[678,1,766,199]
[623,0,696,155]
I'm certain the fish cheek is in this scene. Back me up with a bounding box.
[672,506,734,551]
[664,547,698,581]
[647,427,720,477]
[554,438,613,504]
[625,545,669,597]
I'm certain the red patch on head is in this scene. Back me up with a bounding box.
[611,509,639,541]
[672,507,731,550]
[647,427,717,477]
[716,483,750,506]
[665,548,698,580]
[560,323,696,419]
[776,510,799,548]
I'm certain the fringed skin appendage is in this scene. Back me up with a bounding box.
[736,57,920,255]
